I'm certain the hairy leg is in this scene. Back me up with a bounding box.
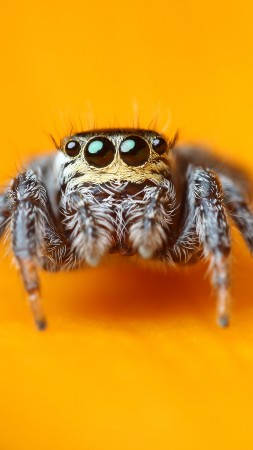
[9,170,66,329]
[166,166,231,326]
[192,168,231,326]
[171,144,253,252]
[220,174,253,251]
[0,192,11,238]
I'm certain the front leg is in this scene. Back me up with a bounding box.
[9,170,66,330]
[194,168,231,326]
[0,192,11,238]
[167,167,231,326]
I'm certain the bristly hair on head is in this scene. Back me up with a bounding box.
[49,133,60,150]
[168,130,179,150]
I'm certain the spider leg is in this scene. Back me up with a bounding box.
[171,143,253,252]
[219,174,253,252]
[192,168,231,326]
[9,170,66,330]
[166,166,231,326]
[0,192,11,238]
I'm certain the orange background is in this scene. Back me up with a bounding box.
[1,1,253,449]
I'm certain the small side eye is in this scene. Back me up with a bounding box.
[65,140,81,157]
[119,136,150,166]
[152,137,167,155]
[85,137,115,168]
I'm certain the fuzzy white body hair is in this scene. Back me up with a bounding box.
[60,177,177,266]
[61,185,115,267]
[123,180,176,258]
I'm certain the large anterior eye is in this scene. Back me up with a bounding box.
[85,137,115,168]
[65,140,81,157]
[152,137,167,155]
[119,136,150,166]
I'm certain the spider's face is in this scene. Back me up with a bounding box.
[59,129,176,187]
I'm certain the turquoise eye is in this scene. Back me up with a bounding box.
[119,136,150,166]
[85,137,115,167]
[88,140,104,154]
[121,139,135,153]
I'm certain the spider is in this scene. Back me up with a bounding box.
[0,128,252,330]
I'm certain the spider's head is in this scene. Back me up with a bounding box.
[58,128,178,187]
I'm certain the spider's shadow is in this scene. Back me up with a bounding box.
[48,260,213,325]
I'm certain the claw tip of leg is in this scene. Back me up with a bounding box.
[217,315,230,328]
[36,319,47,331]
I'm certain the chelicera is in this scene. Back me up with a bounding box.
[1,128,252,329]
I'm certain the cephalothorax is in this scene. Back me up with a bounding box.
[1,128,253,329]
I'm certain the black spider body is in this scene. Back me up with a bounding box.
[1,128,253,329]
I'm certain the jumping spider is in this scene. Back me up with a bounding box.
[1,128,253,330]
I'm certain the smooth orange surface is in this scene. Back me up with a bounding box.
[1,1,253,449]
